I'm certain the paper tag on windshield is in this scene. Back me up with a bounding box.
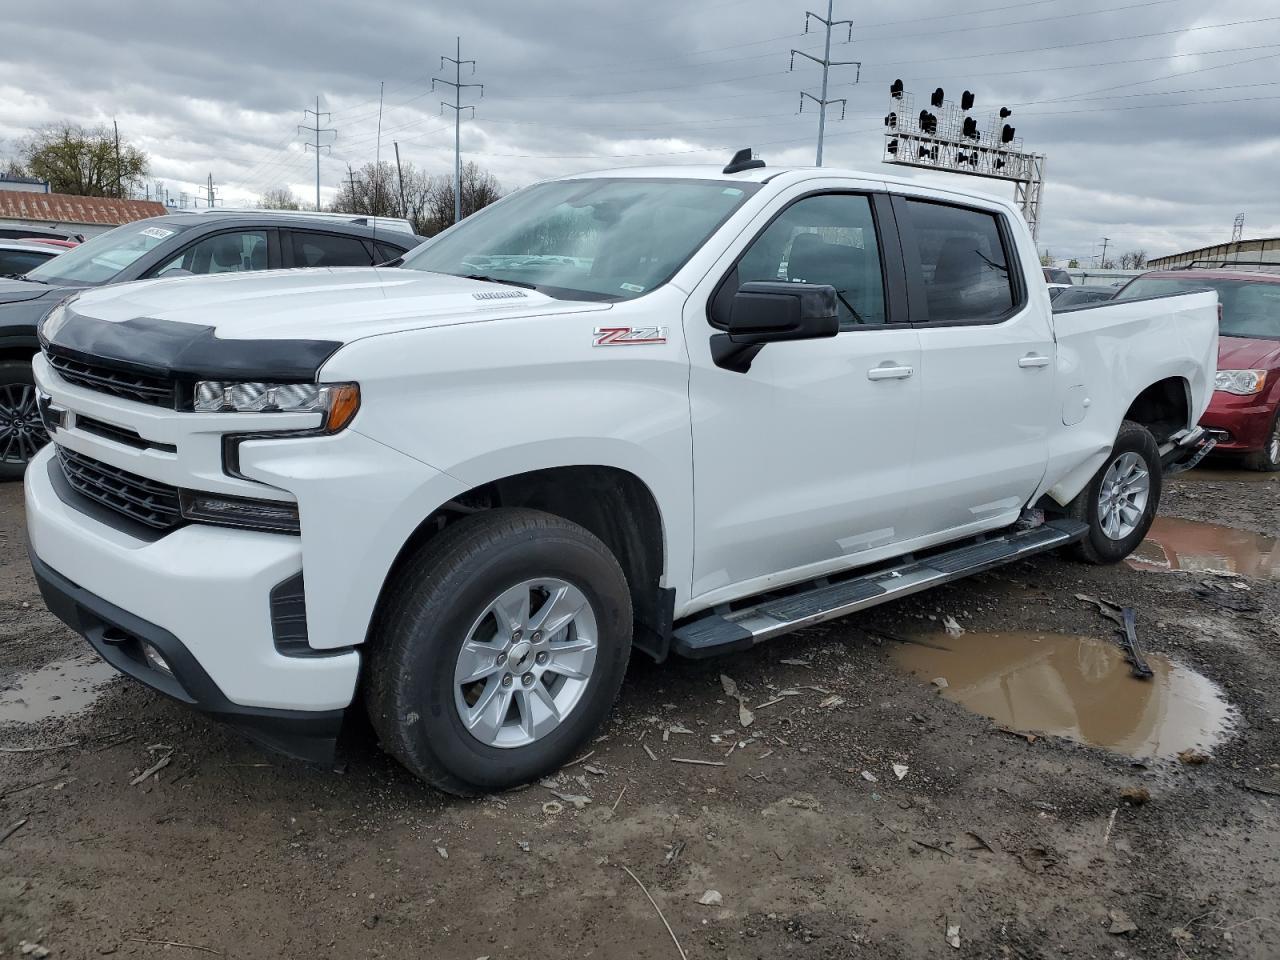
[620,282,645,293]
[140,227,175,240]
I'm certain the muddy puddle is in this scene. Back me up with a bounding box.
[0,654,118,725]
[1176,467,1280,483]
[1130,515,1280,580]
[893,632,1232,760]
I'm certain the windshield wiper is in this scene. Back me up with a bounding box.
[461,274,538,290]
[3,274,47,283]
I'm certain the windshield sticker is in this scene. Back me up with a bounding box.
[140,227,175,240]
[722,187,744,196]
[620,282,645,293]
[593,326,668,347]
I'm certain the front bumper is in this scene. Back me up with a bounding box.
[1200,392,1277,453]
[25,445,361,758]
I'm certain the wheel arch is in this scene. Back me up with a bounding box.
[369,464,674,662]
[1123,375,1192,443]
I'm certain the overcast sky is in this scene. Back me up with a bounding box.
[2,0,1278,263]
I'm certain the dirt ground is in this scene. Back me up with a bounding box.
[2,465,1278,959]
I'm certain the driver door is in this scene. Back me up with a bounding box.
[684,187,923,606]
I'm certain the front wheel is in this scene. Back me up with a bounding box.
[365,508,633,795]
[1242,408,1280,472]
[0,360,48,481]
[1065,420,1162,564]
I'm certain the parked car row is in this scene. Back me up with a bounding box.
[0,210,421,476]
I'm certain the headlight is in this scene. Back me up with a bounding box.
[194,381,360,432]
[1214,369,1267,396]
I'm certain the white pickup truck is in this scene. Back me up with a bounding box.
[25,153,1218,794]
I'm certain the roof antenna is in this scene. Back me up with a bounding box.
[370,80,384,261]
[723,147,765,175]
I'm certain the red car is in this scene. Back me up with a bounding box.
[1117,269,1280,471]
[19,237,79,249]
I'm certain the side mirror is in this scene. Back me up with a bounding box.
[712,281,839,372]
[727,281,839,343]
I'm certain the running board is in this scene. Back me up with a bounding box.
[671,518,1088,658]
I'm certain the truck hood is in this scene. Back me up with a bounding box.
[61,267,610,342]
[1219,335,1280,370]
[0,277,67,306]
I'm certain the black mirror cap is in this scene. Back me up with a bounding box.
[728,281,839,343]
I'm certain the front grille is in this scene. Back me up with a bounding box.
[47,352,175,408]
[56,447,184,531]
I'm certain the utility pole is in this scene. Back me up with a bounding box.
[206,173,218,208]
[791,2,859,166]
[434,37,483,226]
[113,119,122,198]
[393,141,407,218]
[346,164,361,212]
[1099,237,1111,268]
[299,97,335,212]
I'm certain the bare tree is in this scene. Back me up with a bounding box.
[258,186,301,210]
[1119,250,1148,270]
[333,160,503,236]
[330,161,401,218]
[19,122,148,197]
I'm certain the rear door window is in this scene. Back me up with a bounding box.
[900,200,1018,324]
[291,232,376,268]
[153,230,269,276]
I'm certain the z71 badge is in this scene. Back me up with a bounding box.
[592,326,668,347]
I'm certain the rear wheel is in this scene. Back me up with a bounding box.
[366,508,632,795]
[1242,409,1280,472]
[0,360,48,481]
[1066,420,1162,564]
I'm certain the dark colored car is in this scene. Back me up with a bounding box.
[0,212,422,478]
[1042,266,1072,285]
[0,240,62,277]
[1116,269,1280,470]
[0,224,84,243]
[1051,285,1116,309]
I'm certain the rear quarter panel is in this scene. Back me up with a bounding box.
[1041,290,1218,505]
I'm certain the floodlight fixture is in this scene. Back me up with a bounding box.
[961,90,975,111]
[885,112,897,128]
[930,87,945,108]
[890,79,904,98]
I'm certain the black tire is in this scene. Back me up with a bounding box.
[1065,420,1162,564]
[365,507,632,795]
[0,359,47,481]
[1242,408,1280,472]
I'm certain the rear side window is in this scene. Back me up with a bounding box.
[902,200,1017,324]
[374,241,406,263]
[291,232,375,268]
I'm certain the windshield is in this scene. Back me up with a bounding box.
[25,220,191,286]
[1117,276,1280,340]
[401,177,760,301]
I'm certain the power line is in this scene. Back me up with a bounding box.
[299,96,336,211]
[434,36,483,226]
[791,2,859,166]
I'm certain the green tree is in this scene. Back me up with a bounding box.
[20,122,149,198]
[1067,258,1080,268]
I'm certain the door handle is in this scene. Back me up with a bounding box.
[1018,354,1051,369]
[867,364,914,381]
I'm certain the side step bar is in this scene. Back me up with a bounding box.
[671,518,1088,658]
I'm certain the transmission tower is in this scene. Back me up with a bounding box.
[434,37,483,226]
[791,1,860,166]
[1232,213,1245,243]
[299,97,336,212]
[205,173,219,208]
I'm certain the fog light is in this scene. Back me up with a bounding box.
[143,644,173,676]
[179,491,300,534]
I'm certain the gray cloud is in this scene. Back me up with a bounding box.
[1,0,1277,262]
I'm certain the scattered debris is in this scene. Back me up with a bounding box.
[942,616,964,638]
[643,744,658,762]
[1119,608,1154,680]
[861,770,878,783]
[541,801,564,815]
[914,838,954,857]
[19,943,50,959]
[0,817,29,845]
[964,832,998,854]
[1076,593,1125,628]
[621,865,688,960]
[945,922,961,949]
[664,841,686,865]
[130,753,172,786]
[1108,909,1139,936]
[892,764,909,780]
[0,741,79,753]
[516,840,530,852]
[931,677,949,689]
[1178,749,1211,765]
[719,674,740,698]
[436,846,449,859]
[1102,808,1119,848]
[1017,847,1058,873]
[1241,777,1280,797]
[996,727,1038,744]
[670,758,725,767]
[583,764,606,776]
[719,674,754,728]
[818,695,845,709]
[1171,926,1194,945]
[127,938,224,956]
[1120,786,1151,806]
[547,790,592,809]
[563,750,596,767]
[697,889,722,906]
[612,785,627,811]
[778,658,810,667]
